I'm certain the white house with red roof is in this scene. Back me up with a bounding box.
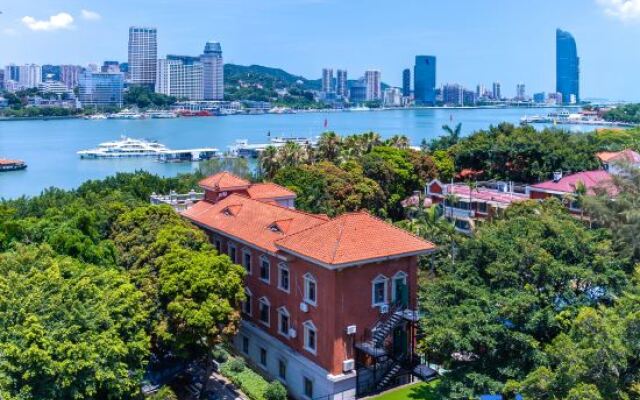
[181,172,437,399]
[596,149,640,174]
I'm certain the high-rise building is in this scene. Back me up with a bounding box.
[556,28,579,104]
[42,65,61,81]
[201,42,224,101]
[442,83,464,106]
[156,56,204,101]
[476,84,486,98]
[0,69,4,90]
[492,81,501,100]
[321,68,334,93]
[349,80,367,103]
[78,71,124,108]
[402,68,411,97]
[414,55,436,105]
[128,26,158,88]
[533,92,546,104]
[336,69,348,98]
[60,65,83,89]
[18,64,42,89]
[5,64,20,82]
[364,70,381,101]
[383,87,402,107]
[516,83,526,100]
[101,61,121,73]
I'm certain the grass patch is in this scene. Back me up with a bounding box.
[220,358,270,400]
[370,380,440,400]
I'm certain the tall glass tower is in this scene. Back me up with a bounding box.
[201,42,224,100]
[402,68,411,97]
[414,56,436,105]
[556,29,579,104]
[128,27,158,88]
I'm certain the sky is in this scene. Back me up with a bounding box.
[1,0,640,100]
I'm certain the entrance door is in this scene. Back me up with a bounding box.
[393,326,408,357]
[393,277,408,308]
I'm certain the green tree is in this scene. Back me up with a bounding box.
[259,145,281,180]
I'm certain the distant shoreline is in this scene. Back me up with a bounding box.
[0,104,584,123]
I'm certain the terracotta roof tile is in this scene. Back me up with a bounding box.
[275,212,435,267]
[530,170,616,195]
[246,183,296,200]
[596,149,640,164]
[198,171,251,191]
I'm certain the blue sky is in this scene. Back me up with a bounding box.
[2,0,640,100]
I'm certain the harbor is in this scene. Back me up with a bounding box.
[77,137,221,161]
[520,109,637,127]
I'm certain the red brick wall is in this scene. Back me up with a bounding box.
[529,190,551,200]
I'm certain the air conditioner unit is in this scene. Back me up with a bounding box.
[300,302,309,313]
[379,304,389,314]
[343,359,355,372]
[289,328,297,338]
[346,325,357,335]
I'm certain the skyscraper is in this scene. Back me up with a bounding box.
[516,83,526,100]
[201,42,224,101]
[5,64,20,82]
[556,28,579,104]
[78,71,124,108]
[60,65,83,89]
[492,81,501,100]
[336,69,348,98]
[364,70,381,101]
[402,68,411,97]
[156,56,204,101]
[321,68,334,93]
[128,26,158,88]
[18,64,42,89]
[414,56,436,105]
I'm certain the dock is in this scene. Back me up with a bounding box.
[0,159,27,172]
[158,148,221,162]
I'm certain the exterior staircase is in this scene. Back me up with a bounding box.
[371,310,404,347]
[375,361,402,391]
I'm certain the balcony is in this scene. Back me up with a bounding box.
[442,206,474,219]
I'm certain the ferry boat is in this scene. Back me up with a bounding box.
[147,110,178,119]
[77,137,169,159]
[0,159,27,172]
[229,136,317,158]
[107,110,145,120]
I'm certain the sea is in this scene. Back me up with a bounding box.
[0,107,603,199]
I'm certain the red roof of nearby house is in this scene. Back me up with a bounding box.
[198,171,251,191]
[246,183,296,200]
[445,185,529,205]
[183,194,435,265]
[596,149,640,164]
[275,212,435,267]
[182,194,328,253]
[530,170,616,195]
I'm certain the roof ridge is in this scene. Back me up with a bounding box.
[354,210,437,245]
[223,193,327,221]
[329,217,346,264]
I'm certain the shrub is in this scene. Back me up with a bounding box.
[220,357,270,400]
[212,347,229,362]
[228,358,246,373]
[264,381,287,400]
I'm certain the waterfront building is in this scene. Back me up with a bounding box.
[383,87,403,107]
[201,42,224,101]
[492,81,501,100]
[78,71,124,108]
[349,80,367,103]
[364,70,381,101]
[38,79,75,97]
[556,29,579,104]
[413,55,436,105]
[128,26,158,88]
[59,65,83,89]
[462,89,476,106]
[426,180,528,233]
[0,69,4,90]
[181,172,436,400]
[101,61,121,73]
[5,64,20,82]
[442,83,464,106]
[402,68,411,97]
[18,64,42,89]
[336,69,348,98]
[321,68,334,93]
[515,83,526,101]
[533,92,546,104]
[156,56,204,101]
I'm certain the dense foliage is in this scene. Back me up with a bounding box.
[124,85,177,109]
[0,172,245,399]
[603,104,640,123]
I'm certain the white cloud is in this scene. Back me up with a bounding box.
[21,12,74,31]
[597,0,640,21]
[81,9,101,21]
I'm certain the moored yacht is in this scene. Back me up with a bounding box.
[77,137,169,158]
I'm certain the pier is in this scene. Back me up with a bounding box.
[158,148,221,162]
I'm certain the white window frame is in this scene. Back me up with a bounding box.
[278,358,287,382]
[258,296,270,327]
[243,288,252,316]
[260,255,270,284]
[278,262,290,293]
[277,306,290,338]
[303,320,317,355]
[303,376,314,399]
[242,248,252,275]
[391,271,408,303]
[228,242,237,263]
[303,273,317,306]
[371,274,389,307]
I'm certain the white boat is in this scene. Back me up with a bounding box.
[147,110,178,119]
[86,114,108,120]
[107,110,145,120]
[77,137,169,159]
[229,136,317,158]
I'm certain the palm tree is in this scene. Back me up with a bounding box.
[466,180,478,216]
[279,141,308,168]
[259,145,280,179]
[316,131,342,162]
[386,134,410,149]
[441,123,462,146]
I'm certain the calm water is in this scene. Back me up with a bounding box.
[0,107,596,199]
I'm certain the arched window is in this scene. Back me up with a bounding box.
[260,255,270,283]
[242,249,252,274]
[303,273,317,305]
[243,288,252,316]
[371,274,388,307]
[303,320,317,354]
[391,271,407,303]
[258,297,270,326]
[278,306,290,337]
[278,262,290,292]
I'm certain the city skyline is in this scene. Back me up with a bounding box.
[1,1,640,100]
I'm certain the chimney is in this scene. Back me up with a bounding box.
[553,171,563,182]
